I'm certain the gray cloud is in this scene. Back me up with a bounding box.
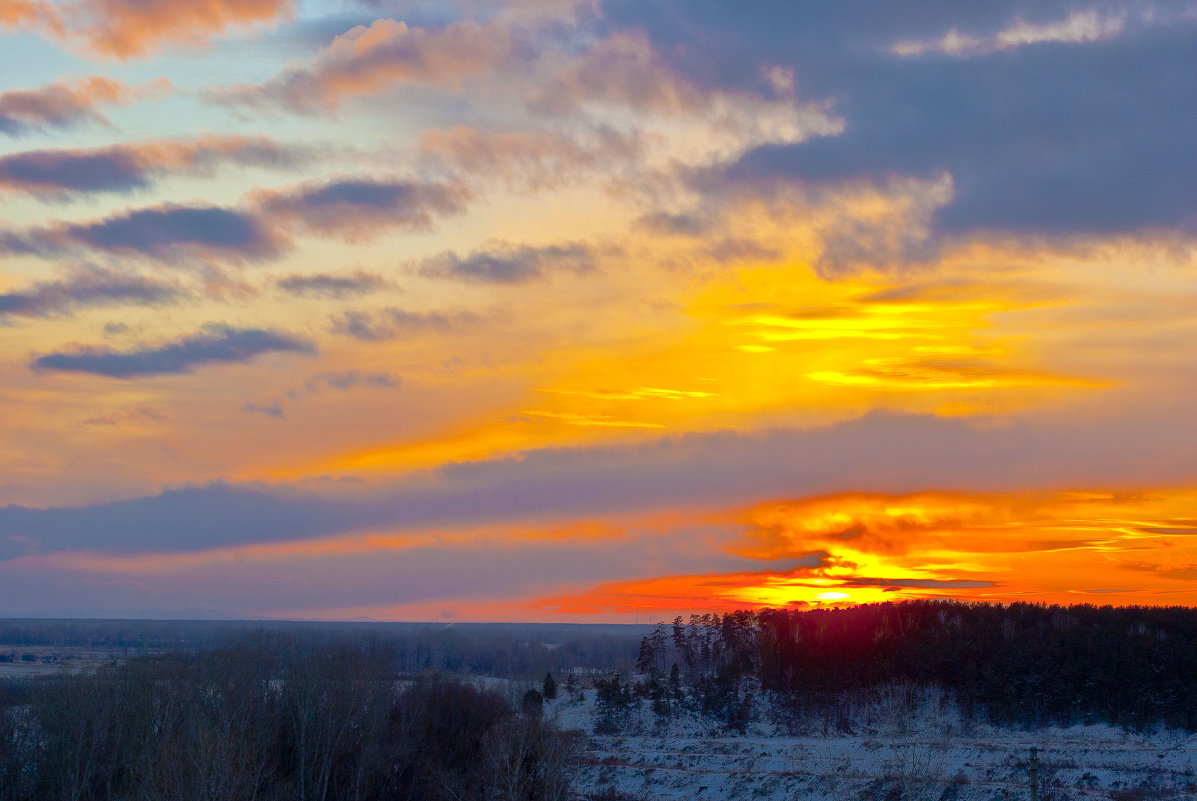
[602,1,1197,238]
[1,204,284,264]
[328,307,462,341]
[31,325,316,378]
[72,206,278,258]
[419,241,596,284]
[0,136,309,199]
[276,269,389,298]
[597,1,1175,99]
[257,177,469,238]
[0,177,464,266]
[0,265,184,319]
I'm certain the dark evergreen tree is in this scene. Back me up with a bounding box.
[637,601,1197,732]
[592,673,635,734]
[522,688,544,716]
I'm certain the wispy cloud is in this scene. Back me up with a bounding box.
[419,125,643,191]
[253,177,468,241]
[0,0,61,32]
[244,398,286,418]
[82,406,167,427]
[0,76,170,137]
[276,270,389,298]
[7,0,294,58]
[891,11,1127,57]
[305,370,399,392]
[529,30,712,116]
[419,241,597,284]
[207,17,513,114]
[328,307,462,341]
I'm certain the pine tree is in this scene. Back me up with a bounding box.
[542,671,557,701]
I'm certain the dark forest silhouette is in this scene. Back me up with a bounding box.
[624,601,1197,733]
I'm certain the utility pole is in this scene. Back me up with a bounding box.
[1028,747,1039,801]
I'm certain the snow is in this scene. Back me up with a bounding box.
[547,688,1197,801]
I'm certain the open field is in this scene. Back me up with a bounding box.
[0,645,144,678]
[551,692,1197,801]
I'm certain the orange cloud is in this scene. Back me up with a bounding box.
[4,482,1196,621]
[0,0,60,32]
[54,0,293,58]
[533,489,1197,618]
[0,75,170,135]
[288,246,1097,480]
[209,18,511,113]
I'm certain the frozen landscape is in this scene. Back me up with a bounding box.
[552,689,1197,801]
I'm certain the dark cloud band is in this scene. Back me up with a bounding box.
[32,325,316,378]
[3,409,1194,559]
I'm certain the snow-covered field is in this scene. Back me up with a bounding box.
[547,689,1197,801]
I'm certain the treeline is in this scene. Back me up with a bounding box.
[0,636,574,801]
[0,620,645,679]
[626,601,1197,732]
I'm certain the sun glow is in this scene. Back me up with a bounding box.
[530,489,1197,619]
[289,249,1098,479]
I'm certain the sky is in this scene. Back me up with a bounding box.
[1,0,1195,621]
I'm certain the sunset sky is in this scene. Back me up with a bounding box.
[1,0,1195,620]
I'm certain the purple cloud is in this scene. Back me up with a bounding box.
[32,325,316,378]
[328,307,461,341]
[0,135,308,199]
[602,1,1197,238]
[419,241,596,284]
[0,265,184,318]
[0,76,169,136]
[276,270,389,298]
[255,177,469,240]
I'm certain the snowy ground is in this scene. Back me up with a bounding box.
[0,646,133,677]
[546,689,1197,801]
